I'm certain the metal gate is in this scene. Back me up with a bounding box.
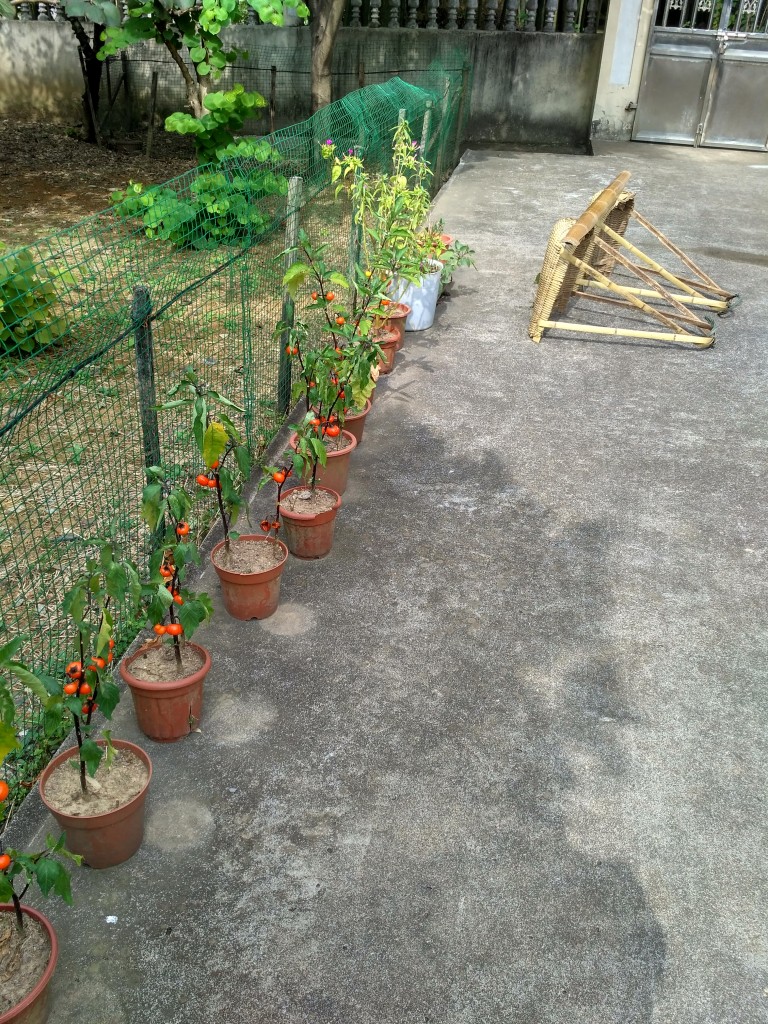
[633,0,768,150]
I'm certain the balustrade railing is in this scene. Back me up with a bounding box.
[9,0,606,30]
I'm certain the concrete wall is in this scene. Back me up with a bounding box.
[0,22,604,150]
[591,0,655,140]
[0,20,84,123]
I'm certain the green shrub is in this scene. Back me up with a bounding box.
[111,147,288,251]
[0,244,69,357]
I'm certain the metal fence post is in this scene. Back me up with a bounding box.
[453,65,471,169]
[278,176,303,417]
[420,99,433,164]
[145,70,159,159]
[132,285,161,475]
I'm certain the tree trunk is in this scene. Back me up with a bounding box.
[310,0,345,112]
[67,17,104,144]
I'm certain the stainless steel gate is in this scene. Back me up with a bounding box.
[633,0,768,150]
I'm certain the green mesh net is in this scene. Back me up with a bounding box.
[0,59,470,798]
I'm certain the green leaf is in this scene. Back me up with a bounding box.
[203,420,228,468]
[79,738,103,778]
[282,262,310,299]
[189,45,206,62]
[0,874,13,903]
[97,680,120,720]
[35,857,73,904]
[235,444,250,478]
[0,721,18,761]
[6,662,49,705]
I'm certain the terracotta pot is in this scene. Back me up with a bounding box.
[120,640,211,742]
[375,328,399,375]
[379,302,410,350]
[289,429,357,495]
[279,485,341,559]
[39,740,152,869]
[342,399,372,446]
[211,535,288,620]
[0,905,58,1024]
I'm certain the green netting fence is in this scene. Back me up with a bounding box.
[0,58,470,804]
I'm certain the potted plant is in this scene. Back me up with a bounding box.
[0,814,80,1024]
[281,229,383,450]
[36,539,152,869]
[275,413,342,560]
[163,370,289,621]
[326,121,442,331]
[119,470,214,741]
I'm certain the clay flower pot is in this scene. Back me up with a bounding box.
[211,535,288,620]
[279,485,341,559]
[0,905,58,1024]
[290,429,357,495]
[39,739,152,869]
[379,302,410,350]
[342,399,372,446]
[120,640,211,742]
[375,328,399,375]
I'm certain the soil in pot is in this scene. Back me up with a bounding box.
[42,747,149,818]
[211,537,283,574]
[126,641,205,683]
[0,909,54,1020]
[280,487,336,515]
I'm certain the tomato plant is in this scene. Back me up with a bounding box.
[0,833,81,932]
[140,468,213,670]
[158,370,251,555]
[31,539,143,793]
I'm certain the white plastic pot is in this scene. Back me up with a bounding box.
[392,260,443,332]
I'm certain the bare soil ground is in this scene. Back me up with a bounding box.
[0,120,196,250]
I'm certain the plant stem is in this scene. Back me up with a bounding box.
[172,634,182,669]
[214,476,229,549]
[12,891,23,931]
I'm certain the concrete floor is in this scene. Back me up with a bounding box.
[8,140,768,1023]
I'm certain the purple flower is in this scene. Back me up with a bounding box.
[347,148,353,155]
[412,141,418,147]
[325,138,333,146]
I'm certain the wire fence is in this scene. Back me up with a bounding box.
[0,56,469,805]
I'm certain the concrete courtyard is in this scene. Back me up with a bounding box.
[8,139,768,1023]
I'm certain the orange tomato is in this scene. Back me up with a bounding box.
[166,623,183,637]
[65,661,83,678]
[63,681,79,695]
[175,522,190,537]
[196,473,210,487]
[90,657,106,670]
[0,781,9,803]
[0,853,11,871]
[153,624,167,636]
[325,291,335,301]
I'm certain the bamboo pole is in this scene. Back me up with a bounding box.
[561,171,632,251]
[563,251,695,336]
[538,320,714,348]
[575,278,729,310]
[630,209,724,292]
[593,237,711,329]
